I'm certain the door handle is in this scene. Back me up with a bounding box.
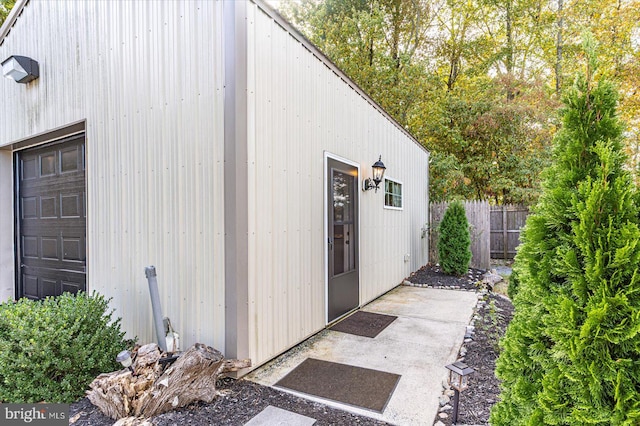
[328,238,333,250]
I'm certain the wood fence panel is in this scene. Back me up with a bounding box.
[429,201,490,270]
[490,205,529,259]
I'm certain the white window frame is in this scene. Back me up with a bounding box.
[383,177,403,210]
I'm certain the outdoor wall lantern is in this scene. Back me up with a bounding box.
[445,361,475,424]
[362,155,386,192]
[1,55,39,83]
[116,350,135,375]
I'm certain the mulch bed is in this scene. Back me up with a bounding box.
[406,263,487,291]
[434,293,514,426]
[69,378,390,425]
[70,263,514,426]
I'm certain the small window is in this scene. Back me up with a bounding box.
[384,178,403,209]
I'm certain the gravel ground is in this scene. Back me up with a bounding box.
[70,264,513,426]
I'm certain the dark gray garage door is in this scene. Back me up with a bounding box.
[17,135,86,299]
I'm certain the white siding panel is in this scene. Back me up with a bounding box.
[247,2,429,367]
[0,1,83,142]
[86,0,227,352]
[0,1,226,352]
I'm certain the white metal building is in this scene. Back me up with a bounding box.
[0,0,430,372]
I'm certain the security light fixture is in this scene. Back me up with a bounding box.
[445,361,475,424]
[362,155,386,192]
[2,55,39,83]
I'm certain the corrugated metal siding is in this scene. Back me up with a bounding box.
[0,1,226,351]
[0,1,82,143]
[246,2,430,367]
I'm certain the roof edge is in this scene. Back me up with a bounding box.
[0,0,29,47]
[251,0,429,155]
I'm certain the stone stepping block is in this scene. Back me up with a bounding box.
[244,405,316,426]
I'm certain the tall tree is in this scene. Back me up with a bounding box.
[434,0,485,92]
[415,75,556,203]
[282,0,433,123]
[555,0,563,94]
[491,37,640,425]
[477,0,555,84]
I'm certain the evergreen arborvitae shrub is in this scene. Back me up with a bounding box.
[438,200,472,276]
[506,266,520,300]
[0,292,133,403]
[491,39,640,425]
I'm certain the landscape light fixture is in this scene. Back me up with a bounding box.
[116,350,135,375]
[362,155,386,192]
[445,361,475,424]
[1,55,39,83]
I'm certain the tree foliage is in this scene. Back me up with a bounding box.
[491,38,640,425]
[0,0,15,27]
[414,75,556,203]
[437,200,472,276]
[284,0,433,125]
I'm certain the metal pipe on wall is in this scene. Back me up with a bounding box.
[145,266,167,352]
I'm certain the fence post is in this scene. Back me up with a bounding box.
[502,205,508,259]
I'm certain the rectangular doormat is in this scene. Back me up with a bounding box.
[329,310,397,338]
[275,358,401,413]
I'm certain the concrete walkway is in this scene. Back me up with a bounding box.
[246,286,479,426]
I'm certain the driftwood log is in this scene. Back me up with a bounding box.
[87,343,251,420]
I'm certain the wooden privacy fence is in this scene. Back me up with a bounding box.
[490,205,529,259]
[430,201,491,270]
[430,201,530,269]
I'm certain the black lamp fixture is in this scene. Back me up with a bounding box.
[445,361,475,424]
[2,55,39,83]
[362,155,386,192]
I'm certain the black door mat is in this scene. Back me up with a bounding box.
[329,310,397,338]
[275,358,401,413]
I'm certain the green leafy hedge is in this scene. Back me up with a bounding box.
[0,292,133,403]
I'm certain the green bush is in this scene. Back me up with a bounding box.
[506,266,520,300]
[437,200,472,276]
[0,292,133,403]
[491,37,640,425]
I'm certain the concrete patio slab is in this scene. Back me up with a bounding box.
[246,286,478,426]
[244,405,316,426]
